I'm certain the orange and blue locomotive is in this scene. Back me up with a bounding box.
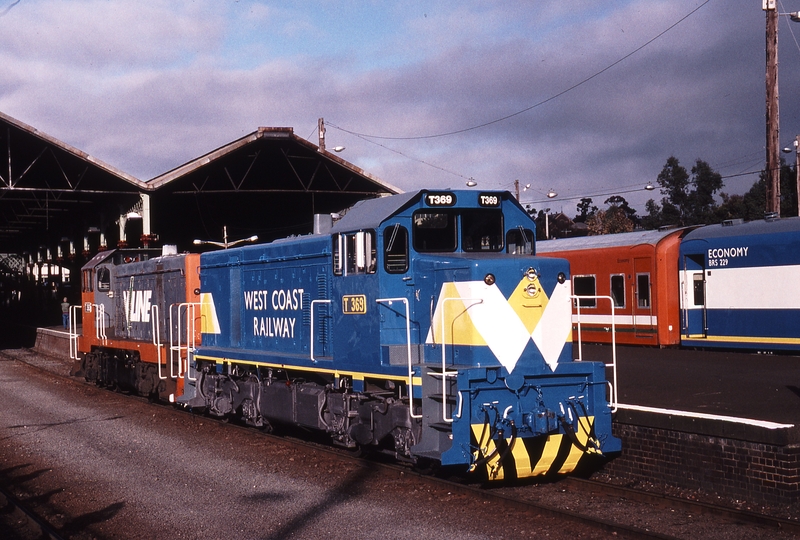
[76,190,620,479]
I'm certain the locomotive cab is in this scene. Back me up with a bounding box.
[324,190,619,478]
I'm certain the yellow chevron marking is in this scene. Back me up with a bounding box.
[199,293,221,334]
[470,424,502,479]
[531,434,564,476]
[507,274,549,334]
[471,421,600,479]
[558,416,593,474]
[430,282,488,346]
[426,279,572,372]
[510,437,532,476]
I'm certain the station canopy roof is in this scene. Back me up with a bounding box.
[0,111,400,264]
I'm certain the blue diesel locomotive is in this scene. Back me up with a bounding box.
[178,190,620,479]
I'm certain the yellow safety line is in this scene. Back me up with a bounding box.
[194,354,417,383]
[683,334,800,345]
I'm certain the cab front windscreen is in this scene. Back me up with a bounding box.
[412,209,503,252]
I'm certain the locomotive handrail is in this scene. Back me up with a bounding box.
[68,304,81,360]
[440,297,483,423]
[572,294,618,411]
[170,303,199,381]
[309,299,331,363]
[93,303,107,343]
[376,297,421,419]
[151,304,166,381]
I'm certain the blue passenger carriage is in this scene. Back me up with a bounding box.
[680,216,800,351]
[186,190,620,479]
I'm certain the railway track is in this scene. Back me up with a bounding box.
[562,477,800,537]
[3,347,797,539]
[0,483,65,540]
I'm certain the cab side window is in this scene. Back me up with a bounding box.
[506,228,534,255]
[96,267,110,292]
[384,224,409,273]
[333,231,376,276]
[82,269,94,293]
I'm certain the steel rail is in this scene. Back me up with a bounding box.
[0,483,66,540]
[563,477,800,536]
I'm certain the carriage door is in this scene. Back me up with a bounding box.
[681,254,707,338]
[633,257,654,338]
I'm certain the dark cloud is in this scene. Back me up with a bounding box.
[0,0,796,216]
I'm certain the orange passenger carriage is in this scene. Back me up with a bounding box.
[73,247,201,402]
[536,228,693,347]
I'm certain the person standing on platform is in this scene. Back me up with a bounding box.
[61,297,70,330]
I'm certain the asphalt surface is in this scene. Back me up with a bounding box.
[0,353,613,540]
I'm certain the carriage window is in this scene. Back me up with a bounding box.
[462,210,503,252]
[573,275,596,308]
[637,273,651,308]
[692,273,704,306]
[506,228,534,255]
[610,275,625,308]
[413,211,457,252]
[96,267,110,292]
[384,224,409,274]
[333,231,376,276]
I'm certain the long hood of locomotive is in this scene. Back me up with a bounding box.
[417,254,572,373]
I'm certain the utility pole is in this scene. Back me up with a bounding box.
[514,179,520,200]
[794,136,800,216]
[765,0,781,215]
[318,118,326,152]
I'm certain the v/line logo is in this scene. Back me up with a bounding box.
[123,290,153,323]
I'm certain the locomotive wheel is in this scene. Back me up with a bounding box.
[412,457,441,476]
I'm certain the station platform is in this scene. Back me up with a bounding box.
[578,343,800,448]
[582,343,799,423]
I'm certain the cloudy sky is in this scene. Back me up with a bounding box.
[1,0,799,216]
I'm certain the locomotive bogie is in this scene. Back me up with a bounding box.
[182,358,420,458]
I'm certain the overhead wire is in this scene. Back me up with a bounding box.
[329,0,712,142]
[780,0,800,55]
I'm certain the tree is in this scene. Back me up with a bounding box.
[575,197,598,223]
[685,160,723,224]
[604,195,639,226]
[715,158,795,221]
[586,207,634,235]
[641,199,663,230]
[656,156,689,225]
[645,156,724,227]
